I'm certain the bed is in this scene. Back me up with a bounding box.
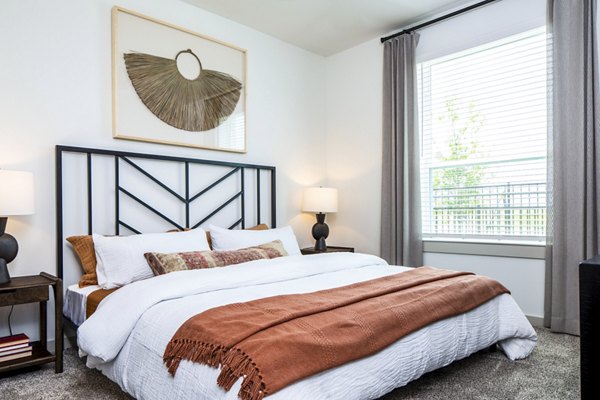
[56,145,537,400]
[63,283,104,327]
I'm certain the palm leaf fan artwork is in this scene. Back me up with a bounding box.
[123,49,242,132]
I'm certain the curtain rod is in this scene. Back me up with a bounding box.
[380,0,500,43]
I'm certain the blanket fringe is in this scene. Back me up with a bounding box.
[163,339,226,376]
[217,348,268,400]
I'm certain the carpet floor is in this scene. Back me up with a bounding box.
[0,328,579,400]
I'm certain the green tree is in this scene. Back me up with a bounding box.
[433,99,484,209]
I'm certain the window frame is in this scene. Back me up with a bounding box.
[417,27,548,247]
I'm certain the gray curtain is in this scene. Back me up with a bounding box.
[381,33,423,267]
[545,0,600,335]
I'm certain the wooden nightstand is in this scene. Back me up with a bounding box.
[301,246,355,255]
[0,272,63,374]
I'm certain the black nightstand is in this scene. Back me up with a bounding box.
[0,272,63,374]
[301,246,355,255]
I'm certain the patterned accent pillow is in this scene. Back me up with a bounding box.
[144,239,288,276]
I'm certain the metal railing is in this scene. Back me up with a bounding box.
[430,181,546,237]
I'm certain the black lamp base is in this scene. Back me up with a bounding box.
[0,259,10,285]
[311,213,329,251]
[0,217,18,285]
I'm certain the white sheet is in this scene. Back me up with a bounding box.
[63,283,102,326]
[78,253,537,400]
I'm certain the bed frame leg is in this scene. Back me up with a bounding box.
[63,319,79,350]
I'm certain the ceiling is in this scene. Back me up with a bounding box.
[183,0,473,56]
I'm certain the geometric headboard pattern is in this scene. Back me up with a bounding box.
[55,145,276,281]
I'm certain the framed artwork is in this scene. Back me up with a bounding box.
[111,6,247,153]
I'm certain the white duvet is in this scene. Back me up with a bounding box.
[78,253,537,400]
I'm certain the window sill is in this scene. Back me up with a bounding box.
[423,238,546,259]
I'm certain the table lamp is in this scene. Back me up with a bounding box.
[302,187,338,251]
[0,170,35,285]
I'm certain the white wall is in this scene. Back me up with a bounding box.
[424,253,545,318]
[0,0,327,341]
[325,38,383,256]
[325,0,547,320]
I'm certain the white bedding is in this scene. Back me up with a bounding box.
[78,253,537,400]
[63,283,103,326]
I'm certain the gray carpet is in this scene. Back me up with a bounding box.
[0,328,579,400]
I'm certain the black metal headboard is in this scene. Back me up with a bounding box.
[55,145,276,280]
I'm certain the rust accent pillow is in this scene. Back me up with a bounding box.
[247,224,269,230]
[66,235,98,287]
[144,239,287,276]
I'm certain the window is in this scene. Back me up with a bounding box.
[418,27,547,242]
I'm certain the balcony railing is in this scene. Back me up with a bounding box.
[429,181,546,238]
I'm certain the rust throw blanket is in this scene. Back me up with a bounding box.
[164,267,508,400]
[86,288,118,319]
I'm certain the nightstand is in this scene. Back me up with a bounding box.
[301,246,355,255]
[0,272,63,374]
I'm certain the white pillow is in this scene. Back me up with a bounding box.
[209,224,301,256]
[93,228,210,289]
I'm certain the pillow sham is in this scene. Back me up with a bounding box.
[93,228,211,289]
[168,223,269,249]
[144,240,288,276]
[207,223,269,248]
[67,224,270,287]
[209,224,301,256]
[66,235,98,287]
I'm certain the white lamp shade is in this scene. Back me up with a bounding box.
[0,170,35,216]
[302,187,338,213]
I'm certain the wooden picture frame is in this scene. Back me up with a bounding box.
[111,6,247,153]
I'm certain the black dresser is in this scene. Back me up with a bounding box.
[580,255,600,399]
